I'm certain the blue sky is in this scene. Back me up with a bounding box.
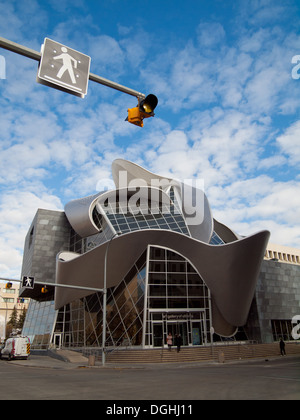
[0,0,300,279]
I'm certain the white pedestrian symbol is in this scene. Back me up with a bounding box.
[53,47,78,84]
[25,277,32,287]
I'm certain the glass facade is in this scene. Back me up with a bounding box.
[144,247,212,347]
[30,246,211,350]
[209,231,225,245]
[68,187,191,257]
[22,300,57,349]
[271,319,297,342]
[21,187,215,350]
[96,187,190,237]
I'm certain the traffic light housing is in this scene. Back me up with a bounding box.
[41,286,48,294]
[5,282,12,289]
[127,94,158,127]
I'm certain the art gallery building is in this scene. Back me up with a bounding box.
[19,159,300,351]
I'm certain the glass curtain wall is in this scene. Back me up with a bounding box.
[22,300,57,349]
[58,251,147,349]
[96,188,190,237]
[56,246,212,349]
[22,188,218,350]
[271,319,298,341]
[144,246,212,348]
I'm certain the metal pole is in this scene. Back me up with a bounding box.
[208,291,214,360]
[89,72,145,99]
[35,281,103,293]
[0,36,41,61]
[0,36,146,99]
[4,300,8,340]
[0,277,103,293]
[102,233,118,366]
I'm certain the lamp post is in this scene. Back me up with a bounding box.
[102,233,119,366]
[4,299,8,340]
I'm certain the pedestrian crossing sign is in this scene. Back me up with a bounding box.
[37,38,91,98]
[22,276,35,289]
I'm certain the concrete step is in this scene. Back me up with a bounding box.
[105,343,300,364]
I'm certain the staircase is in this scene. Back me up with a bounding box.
[105,342,300,364]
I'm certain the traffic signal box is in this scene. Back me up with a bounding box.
[5,282,12,289]
[127,94,158,127]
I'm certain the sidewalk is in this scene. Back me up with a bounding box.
[7,352,300,370]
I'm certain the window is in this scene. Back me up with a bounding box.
[100,195,190,237]
[271,319,296,341]
[147,246,210,313]
[209,231,225,245]
[3,288,16,294]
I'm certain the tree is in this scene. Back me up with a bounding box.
[17,308,27,330]
[7,307,18,329]
[6,307,27,338]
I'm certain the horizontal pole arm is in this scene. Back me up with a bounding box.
[0,277,103,293]
[34,280,104,293]
[89,72,145,99]
[0,36,41,61]
[0,36,145,99]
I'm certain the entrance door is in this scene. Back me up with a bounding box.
[192,323,202,345]
[64,333,72,347]
[153,323,164,347]
[166,322,188,346]
[54,333,62,349]
[191,312,207,345]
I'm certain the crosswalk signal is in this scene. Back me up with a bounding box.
[41,286,48,294]
[127,94,158,127]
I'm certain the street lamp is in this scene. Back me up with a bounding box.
[102,232,119,366]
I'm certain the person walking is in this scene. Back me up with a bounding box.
[279,338,286,356]
[175,334,182,353]
[167,332,173,351]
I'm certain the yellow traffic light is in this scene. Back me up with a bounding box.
[140,94,158,114]
[127,106,144,127]
[41,286,48,293]
[127,94,158,127]
[5,282,12,289]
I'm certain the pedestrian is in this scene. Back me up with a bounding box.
[175,334,182,353]
[279,338,286,356]
[167,332,173,351]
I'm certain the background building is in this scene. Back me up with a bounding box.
[0,280,29,341]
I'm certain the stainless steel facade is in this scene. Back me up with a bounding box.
[21,159,275,350]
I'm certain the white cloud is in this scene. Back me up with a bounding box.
[87,34,125,75]
[276,120,300,165]
[210,176,300,247]
[197,22,226,47]
[247,182,300,224]
[258,154,287,169]
[0,189,63,278]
